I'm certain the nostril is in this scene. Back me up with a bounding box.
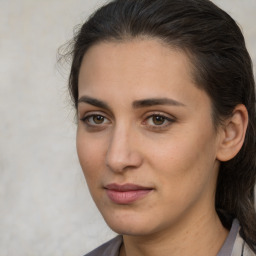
[105,128,143,172]
[105,145,143,173]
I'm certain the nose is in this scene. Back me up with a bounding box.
[106,125,143,173]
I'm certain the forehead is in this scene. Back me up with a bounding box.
[79,39,193,89]
[78,38,210,113]
[81,38,193,74]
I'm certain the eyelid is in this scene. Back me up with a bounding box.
[143,111,176,121]
[142,112,176,129]
[79,110,109,120]
[80,111,111,126]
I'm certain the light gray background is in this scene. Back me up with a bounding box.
[0,1,255,255]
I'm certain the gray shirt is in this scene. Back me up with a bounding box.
[84,219,255,256]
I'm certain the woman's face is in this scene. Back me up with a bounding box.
[77,39,222,236]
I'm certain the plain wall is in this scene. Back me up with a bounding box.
[0,0,255,255]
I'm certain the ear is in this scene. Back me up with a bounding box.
[216,104,248,162]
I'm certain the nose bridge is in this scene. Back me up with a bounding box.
[106,122,142,172]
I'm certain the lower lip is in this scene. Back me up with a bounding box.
[106,189,152,204]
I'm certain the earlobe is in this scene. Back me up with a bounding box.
[216,104,248,162]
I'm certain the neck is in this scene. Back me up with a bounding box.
[120,210,228,256]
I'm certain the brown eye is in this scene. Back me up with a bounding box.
[93,115,105,124]
[152,115,166,125]
[82,114,110,126]
[144,114,175,129]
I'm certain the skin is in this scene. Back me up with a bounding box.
[76,39,230,256]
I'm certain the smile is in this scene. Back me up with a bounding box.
[104,183,153,204]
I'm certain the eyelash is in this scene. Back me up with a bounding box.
[80,113,111,128]
[143,114,175,130]
[80,112,175,130]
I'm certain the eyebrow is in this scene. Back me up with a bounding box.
[78,96,111,110]
[133,98,186,108]
[77,96,185,110]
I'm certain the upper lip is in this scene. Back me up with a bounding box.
[105,183,153,191]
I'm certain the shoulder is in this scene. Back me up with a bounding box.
[218,219,256,256]
[83,236,123,256]
[232,230,256,256]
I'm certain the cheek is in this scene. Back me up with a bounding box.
[146,125,218,194]
[76,129,107,182]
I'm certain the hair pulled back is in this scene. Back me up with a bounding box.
[66,0,256,250]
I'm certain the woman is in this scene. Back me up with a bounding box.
[65,0,256,255]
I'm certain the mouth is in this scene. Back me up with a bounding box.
[104,183,153,204]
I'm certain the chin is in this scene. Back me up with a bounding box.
[108,222,154,236]
[100,209,160,236]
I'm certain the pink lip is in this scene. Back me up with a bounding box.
[105,183,153,204]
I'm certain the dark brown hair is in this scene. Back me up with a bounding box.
[64,0,256,250]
